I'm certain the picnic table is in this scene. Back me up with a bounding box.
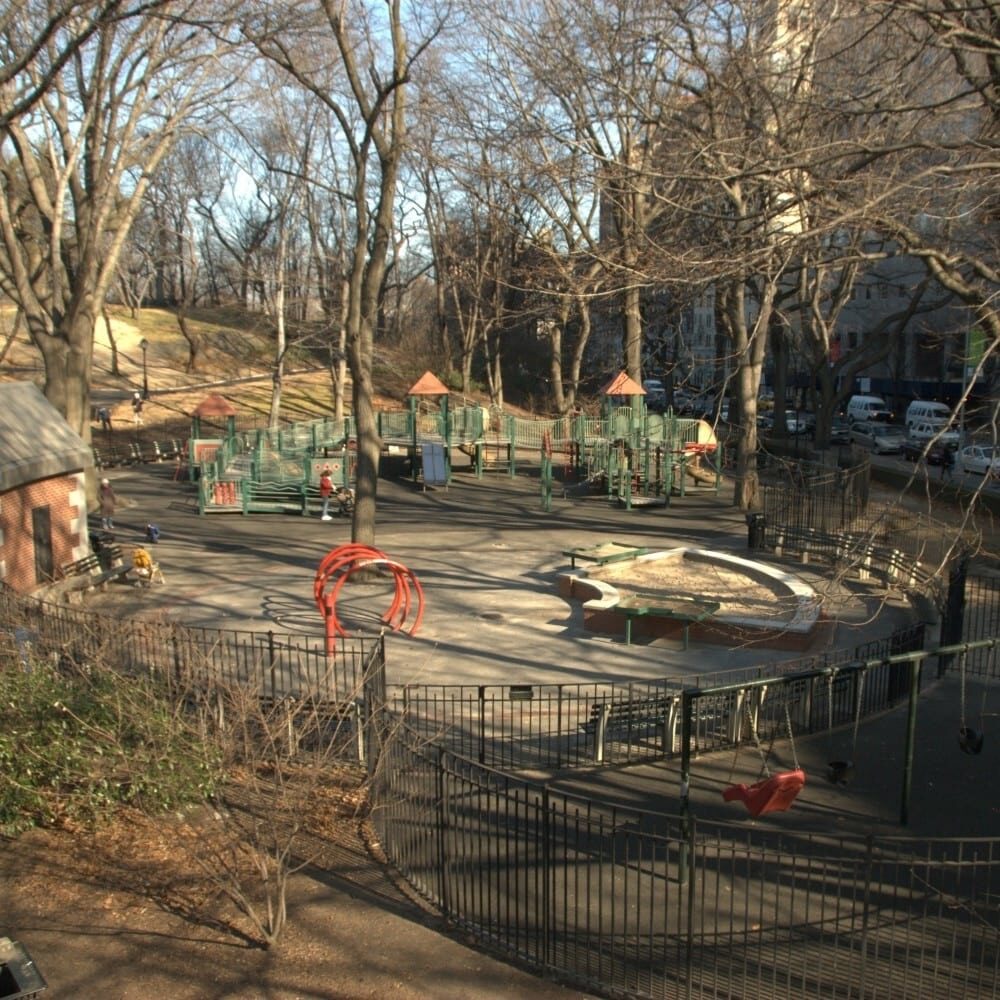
[562,541,648,570]
[616,593,721,649]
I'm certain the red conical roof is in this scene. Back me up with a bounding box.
[601,371,645,395]
[193,393,238,417]
[408,371,450,396]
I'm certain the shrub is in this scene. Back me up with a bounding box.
[0,658,222,835]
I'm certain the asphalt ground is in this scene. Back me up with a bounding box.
[87,459,916,690]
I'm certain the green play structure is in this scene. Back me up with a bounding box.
[189,376,723,515]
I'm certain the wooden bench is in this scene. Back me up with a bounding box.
[562,541,648,570]
[60,544,130,591]
[616,594,721,648]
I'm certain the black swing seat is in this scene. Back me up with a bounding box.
[722,769,806,817]
[826,759,855,785]
[959,726,984,756]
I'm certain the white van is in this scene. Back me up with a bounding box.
[846,394,893,424]
[908,421,960,447]
[905,400,951,430]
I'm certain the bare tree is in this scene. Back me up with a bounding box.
[247,0,443,546]
[0,3,237,440]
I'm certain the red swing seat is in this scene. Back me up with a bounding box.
[722,769,806,817]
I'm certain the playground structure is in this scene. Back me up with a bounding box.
[313,544,424,656]
[188,372,724,514]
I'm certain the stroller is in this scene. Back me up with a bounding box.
[335,486,355,515]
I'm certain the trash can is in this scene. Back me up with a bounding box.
[0,937,46,999]
[746,512,766,551]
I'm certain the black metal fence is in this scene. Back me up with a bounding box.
[396,624,926,770]
[372,712,1000,1000]
[759,462,972,603]
[963,557,1000,676]
[0,587,382,707]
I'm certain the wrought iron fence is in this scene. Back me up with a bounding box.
[371,716,1000,1000]
[964,557,1000,676]
[0,586,381,706]
[396,624,927,769]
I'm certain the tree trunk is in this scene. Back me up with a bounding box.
[348,336,380,547]
[33,307,96,444]
[623,281,643,380]
[176,306,200,374]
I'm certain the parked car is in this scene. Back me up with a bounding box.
[958,445,1000,476]
[901,438,956,465]
[785,414,809,435]
[758,413,809,435]
[829,416,851,444]
[905,400,952,430]
[850,421,906,454]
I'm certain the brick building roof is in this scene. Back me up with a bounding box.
[0,382,93,492]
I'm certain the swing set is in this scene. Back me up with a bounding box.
[678,638,997,832]
[721,692,805,817]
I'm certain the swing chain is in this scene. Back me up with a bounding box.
[784,703,799,771]
[851,669,866,752]
[747,694,770,777]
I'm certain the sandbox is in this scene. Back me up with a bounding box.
[558,547,824,650]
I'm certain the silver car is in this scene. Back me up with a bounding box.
[850,421,906,454]
[958,444,1000,476]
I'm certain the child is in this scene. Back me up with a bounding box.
[319,465,334,520]
[132,546,164,586]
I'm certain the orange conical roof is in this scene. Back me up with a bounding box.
[408,371,450,396]
[601,371,645,395]
[192,393,237,417]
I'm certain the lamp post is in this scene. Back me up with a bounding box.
[139,338,149,400]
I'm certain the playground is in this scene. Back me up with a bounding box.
[78,447,992,847]
[25,427,1000,999]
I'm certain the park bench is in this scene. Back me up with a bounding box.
[774,526,933,592]
[583,694,681,761]
[616,593,721,648]
[60,544,129,592]
[562,541,648,570]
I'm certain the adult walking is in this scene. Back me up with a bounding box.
[942,445,955,483]
[131,390,144,426]
[98,478,117,531]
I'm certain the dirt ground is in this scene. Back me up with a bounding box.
[1,796,594,1000]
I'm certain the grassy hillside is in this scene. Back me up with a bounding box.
[1,304,443,436]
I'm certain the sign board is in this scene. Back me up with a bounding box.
[420,440,447,486]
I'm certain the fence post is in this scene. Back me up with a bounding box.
[268,630,277,700]
[939,553,969,678]
[684,814,696,1000]
[541,784,552,969]
[678,690,694,886]
[435,745,450,914]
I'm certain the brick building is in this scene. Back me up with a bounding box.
[0,383,94,592]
